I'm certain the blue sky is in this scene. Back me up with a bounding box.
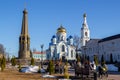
[0,0,120,57]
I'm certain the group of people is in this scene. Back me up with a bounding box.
[75,61,96,71]
[75,60,108,77]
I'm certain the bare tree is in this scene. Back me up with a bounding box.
[73,35,81,50]
[73,35,81,59]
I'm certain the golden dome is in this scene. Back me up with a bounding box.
[57,25,66,33]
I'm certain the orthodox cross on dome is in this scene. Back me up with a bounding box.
[60,24,63,28]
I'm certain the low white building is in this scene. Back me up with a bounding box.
[98,34,120,62]
[82,34,120,62]
[32,51,46,61]
[82,39,100,61]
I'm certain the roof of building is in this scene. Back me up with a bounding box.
[85,39,100,46]
[33,51,45,54]
[98,34,120,43]
[90,39,101,41]
[69,35,73,39]
[52,35,56,38]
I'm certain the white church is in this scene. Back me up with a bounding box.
[46,26,76,61]
[81,13,120,63]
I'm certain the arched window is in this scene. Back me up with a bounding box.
[58,36,60,40]
[62,45,65,52]
[61,36,64,41]
[71,50,73,58]
[85,40,87,44]
[85,32,88,36]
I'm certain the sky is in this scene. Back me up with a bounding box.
[0,0,120,57]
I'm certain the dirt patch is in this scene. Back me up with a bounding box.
[0,68,57,80]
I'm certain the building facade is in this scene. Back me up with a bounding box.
[81,13,120,62]
[82,39,100,61]
[32,51,46,60]
[46,25,76,61]
[18,8,31,59]
[98,34,120,62]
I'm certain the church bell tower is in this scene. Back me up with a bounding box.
[18,8,31,59]
[81,13,90,47]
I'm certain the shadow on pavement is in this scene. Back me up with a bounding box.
[108,71,120,75]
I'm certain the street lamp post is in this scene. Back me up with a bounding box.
[40,44,44,66]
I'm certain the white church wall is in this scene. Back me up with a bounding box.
[99,38,120,62]
[83,39,99,61]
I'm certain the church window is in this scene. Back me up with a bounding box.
[67,53,69,56]
[71,50,73,58]
[62,45,65,52]
[102,45,104,50]
[27,37,29,41]
[22,37,25,40]
[47,55,49,59]
[85,40,87,44]
[57,54,59,59]
[89,48,90,52]
[118,54,120,59]
[58,36,60,40]
[61,36,64,41]
[112,42,115,45]
[85,32,88,36]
